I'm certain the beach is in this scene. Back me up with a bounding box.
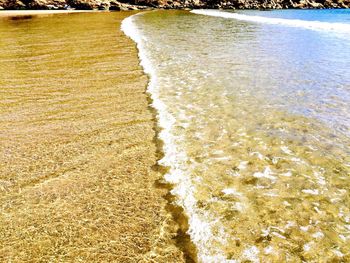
[0,10,91,17]
[1,9,350,262]
[0,11,186,262]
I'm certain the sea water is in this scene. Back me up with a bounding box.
[122,9,350,262]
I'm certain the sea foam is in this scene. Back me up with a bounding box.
[121,13,232,263]
[191,9,350,37]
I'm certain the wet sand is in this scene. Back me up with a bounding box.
[0,11,185,262]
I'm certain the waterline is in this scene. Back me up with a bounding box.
[123,10,350,262]
[122,13,244,262]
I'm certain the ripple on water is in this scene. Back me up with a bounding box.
[130,10,350,262]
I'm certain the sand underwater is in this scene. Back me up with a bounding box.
[0,11,189,262]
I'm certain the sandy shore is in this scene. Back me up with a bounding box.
[0,11,186,262]
[0,10,95,17]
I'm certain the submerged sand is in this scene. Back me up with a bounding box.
[0,11,186,262]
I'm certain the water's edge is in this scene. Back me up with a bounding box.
[121,12,198,262]
[122,9,350,262]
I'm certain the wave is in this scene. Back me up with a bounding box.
[191,9,350,36]
[121,13,232,263]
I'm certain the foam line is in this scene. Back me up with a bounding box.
[121,13,231,263]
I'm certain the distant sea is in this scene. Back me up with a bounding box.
[122,9,350,262]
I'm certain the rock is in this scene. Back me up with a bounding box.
[108,5,120,9]
[0,0,348,11]
[68,0,98,9]
[127,4,137,9]
[339,0,349,8]
[28,0,66,9]
[109,0,120,9]
[172,1,181,7]
[3,0,26,9]
[309,1,324,7]
[98,1,109,9]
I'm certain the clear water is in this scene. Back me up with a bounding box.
[123,10,350,262]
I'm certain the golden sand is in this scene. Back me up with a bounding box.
[0,11,188,262]
[0,10,93,17]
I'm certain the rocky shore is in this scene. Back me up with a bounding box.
[0,0,349,11]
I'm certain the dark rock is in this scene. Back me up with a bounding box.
[3,0,26,9]
[27,0,66,9]
[98,1,109,9]
[67,0,97,9]
[109,0,120,9]
[0,0,348,11]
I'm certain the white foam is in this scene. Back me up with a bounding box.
[314,171,326,186]
[238,161,248,170]
[250,151,265,160]
[264,191,279,197]
[291,157,304,163]
[303,242,313,252]
[302,189,319,195]
[242,246,260,263]
[233,202,245,212]
[285,221,296,228]
[214,156,232,161]
[271,232,286,239]
[283,201,291,207]
[222,188,242,196]
[253,166,277,181]
[281,146,293,155]
[312,231,325,239]
[332,249,344,258]
[314,206,322,214]
[281,171,292,177]
[261,229,270,237]
[339,234,347,242]
[264,246,274,255]
[272,157,279,165]
[191,9,350,37]
[300,225,310,232]
[122,13,230,263]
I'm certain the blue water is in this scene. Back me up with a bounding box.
[237,9,350,23]
[193,9,350,137]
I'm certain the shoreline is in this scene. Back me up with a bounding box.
[121,13,199,262]
[120,9,350,262]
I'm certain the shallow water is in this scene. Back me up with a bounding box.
[124,10,350,262]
